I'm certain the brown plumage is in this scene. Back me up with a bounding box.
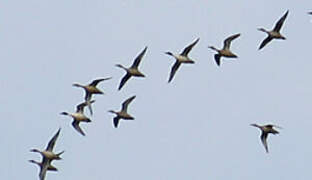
[208,34,240,66]
[251,124,281,153]
[30,128,64,180]
[73,77,111,115]
[258,10,289,50]
[108,96,136,128]
[165,38,199,83]
[116,47,147,90]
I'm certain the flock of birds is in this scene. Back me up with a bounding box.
[28,10,312,180]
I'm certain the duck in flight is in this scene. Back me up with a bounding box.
[108,95,136,128]
[251,123,281,153]
[60,101,95,136]
[29,159,58,171]
[116,47,147,90]
[165,38,199,83]
[208,33,240,66]
[73,77,111,115]
[258,10,289,50]
[30,128,64,180]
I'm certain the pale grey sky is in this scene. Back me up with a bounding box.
[2,0,312,179]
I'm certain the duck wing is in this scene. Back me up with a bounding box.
[260,132,269,153]
[258,36,273,50]
[76,100,95,113]
[113,116,121,128]
[39,158,50,180]
[118,73,131,90]
[89,77,112,87]
[273,10,289,32]
[223,33,240,49]
[72,121,85,136]
[214,54,221,66]
[46,128,61,151]
[181,38,200,56]
[168,61,181,83]
[122,95,136,112]
[131,46,147,68]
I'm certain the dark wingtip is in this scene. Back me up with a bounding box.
[165,52,173,56]
[60,112,68,115]
[258,44,264,50]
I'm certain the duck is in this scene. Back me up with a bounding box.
[29,159,57,180]
[30,128,63,180]
[73,77,111,115]
[60,100,95,136]
[208,33,240,66]
[108,95,136,128]
[251,123,281,153]
[258,10,289,50]
[29,159,58,171]
[116,47,147,90]
[30,128,64,160]
[165,38,199,83]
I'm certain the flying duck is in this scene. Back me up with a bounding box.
[108,95,136,128]
[208,33,240,66]
[116,47,147,90]
[251,123,281,153]
[30,128,63,180]
[165,38,199,82]
[60,101,95,136]
[73,77,111,115]
[258,10,289,50]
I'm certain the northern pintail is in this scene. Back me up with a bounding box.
[108,95,136,128]
[29,159,58,171]
[251,123,281,153]
[258,10,289,50]
[60,100,95,136]
[116,47,147,90]
[73,77,111,115]
[165,38,199,82]
[208,33,240,66]
[30,128,63,180]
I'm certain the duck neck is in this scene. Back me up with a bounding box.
[208,46,219,52]
[73,83,84,88]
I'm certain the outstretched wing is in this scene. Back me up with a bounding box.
[87,101,93,116]
[122,95,136,112]
[258,36,273,50]
[181,38,200,56]
[76,100,95,113]
[168,61,181,83]
[214,54,221,66]
[89,77,112,87]
[113,117,121,128]
[72,121,85,136]
[84,91,91,102]
[131,46,148,68]
[260,132,269,153]
[224,33,240,49]
[118,73,131,90]
[46,128,61,151]
[273,10,289,32]
[39,158,49,180]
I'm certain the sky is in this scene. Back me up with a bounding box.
[2,0,312,179]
